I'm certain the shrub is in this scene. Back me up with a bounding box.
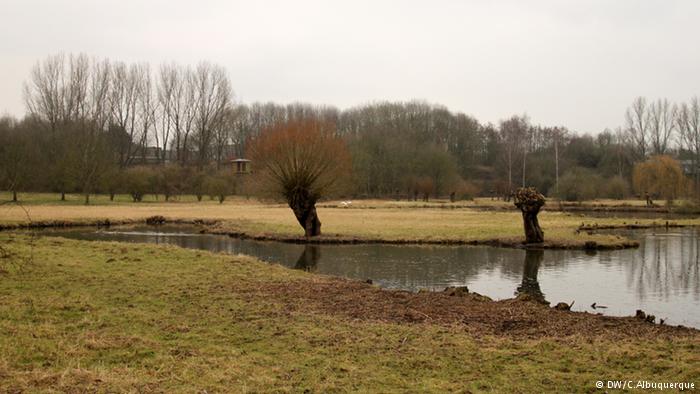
[633,155,687,202]
[123,166,154,202]
[159,165,186,201]
[99,167,124,201]
[601,176,630,200]
[203,172,236,203]
[450,178,481,201]
[551,167,602,202]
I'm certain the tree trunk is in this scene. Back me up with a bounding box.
[516,249,546,303]
[554,139,559,195]
[288,192,321,237]
[12,190,17,202]
[521,209,544,243]
[522,151,526,187]
[84,193,90,205]
[110,193,115,201]
[61,191,66,201]
[514,187,545,244]
[294,245,320,271]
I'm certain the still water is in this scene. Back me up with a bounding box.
[44,225,700,328]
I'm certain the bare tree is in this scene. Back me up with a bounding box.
[521,124,533,187]
[135,65,156,162]
[76,58,113,204]
[499,115,529,193]
[0,117,36,202]
[552,127,568,195]
[648,98,676,155]
[24,53,114,204]
[192,62,233,169]
[154,64,177,164]
[677,97,700,197]
[213,107,239,170]
[157,64,196,165]
[108,61,142,167]
[614,126,629,178]
[24,54,91,199]
[24,54,64,133]
[625,96,650,160]
[229,104,252,158]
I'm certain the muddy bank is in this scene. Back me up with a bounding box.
[238,275,698,340]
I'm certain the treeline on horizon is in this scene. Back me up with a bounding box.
[1,53,699,204]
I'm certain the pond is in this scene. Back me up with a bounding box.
[41,225,700,328]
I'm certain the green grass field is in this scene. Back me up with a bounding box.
[0,234,697,392]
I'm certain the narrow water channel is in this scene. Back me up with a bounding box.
[42,225,700,328]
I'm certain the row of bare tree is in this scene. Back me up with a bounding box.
[2,53,700,203]
[625,97,700,160]
[24,53,234,170]
[624,97,700,194]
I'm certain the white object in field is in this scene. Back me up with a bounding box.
[339,201,353,207]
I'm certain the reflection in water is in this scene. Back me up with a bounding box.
[623,229,700,302]
[294,245,320,272]
[41,226,700,328]
[516,249,546,304]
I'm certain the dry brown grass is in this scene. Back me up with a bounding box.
[0,234,698,392]
[2,197,699,248]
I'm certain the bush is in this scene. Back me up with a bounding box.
[551,167,602,202]
[412,176,435,201]
[450,178,481,201]
[203,172,236,203]
[158,165,186,201]
[633,155,687,202]
[187,170,208,201]
[601,176,630,200]
[99,167,124,200]
[123,167,154,202]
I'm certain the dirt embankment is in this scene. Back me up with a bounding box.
[238,276,698,340]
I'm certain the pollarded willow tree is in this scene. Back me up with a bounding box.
[248,118,351,237]
[514,187,545,244]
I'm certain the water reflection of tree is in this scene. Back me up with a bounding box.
[515,249,547,303]
[628,229,700,300]
[294,245,320,272]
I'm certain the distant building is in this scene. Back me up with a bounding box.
[129,146,173,165]
[231,158,251,174]
[680,160,699,176]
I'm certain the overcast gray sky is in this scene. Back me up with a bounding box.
[1,0,699,133]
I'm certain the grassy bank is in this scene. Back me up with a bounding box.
[2,192,692,210]
[2,195,700,249]
[0,234,697,392]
